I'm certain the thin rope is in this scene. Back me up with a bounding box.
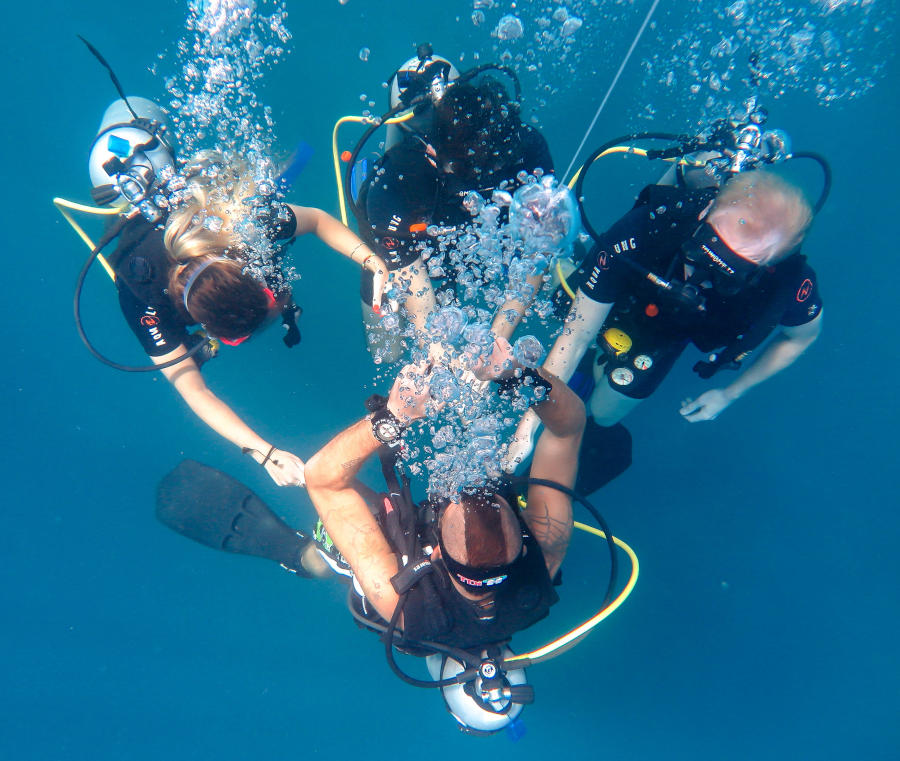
[562,0,661,183]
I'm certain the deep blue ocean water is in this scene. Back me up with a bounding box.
[2,1,898,759]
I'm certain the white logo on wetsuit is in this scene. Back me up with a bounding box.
[613,238,637,254]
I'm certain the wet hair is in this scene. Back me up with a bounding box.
[162,151,273,338]
[708,169,813,265]
[433,79,522,178]
[169,257,269,339]
[163,151,259,263]
[439,489,522,568]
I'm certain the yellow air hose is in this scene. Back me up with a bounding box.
[566,145,707,190]
[505,521,639,666]
[555,146,706,302]
[53,197,124,281]
[332,111,417,226]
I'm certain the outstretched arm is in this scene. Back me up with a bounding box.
[155,348,305,486]
[392,257,438,335]
[289,204,388,310]
[491,269,547,340]
[544,289,613,382]
[680,311,823,422]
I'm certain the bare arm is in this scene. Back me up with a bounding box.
[506,290,610,470]
[491,269,546,340]
[543,289,613,382]
[523,371,586,578]
[394,257,437,334]
[303,368,431,621]
[680,311,823,422]
[155,346,305,486]
[726,312,823,399]
[288,204,387,309]
[304,419,401,621]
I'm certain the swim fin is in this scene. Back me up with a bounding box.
[575,420,632,496]
[156,459,312,577]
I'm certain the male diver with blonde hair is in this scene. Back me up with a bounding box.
[509,168,823,479]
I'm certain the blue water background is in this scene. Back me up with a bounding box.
[2,1,898,758]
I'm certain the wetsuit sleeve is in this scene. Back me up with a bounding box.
[117,285,190,357]
[519,125,554,175]
[779,262,823,327]
[267,202,297,241]
[575,204,653,303]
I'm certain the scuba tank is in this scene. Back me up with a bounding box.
[426,646,532,736]
[88,97,175,222]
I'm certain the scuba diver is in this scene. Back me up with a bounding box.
[302,336,583,644]
[508,107,825,481]
[348,44,556,361]
[156,336,638,734]
[64,54,388,486]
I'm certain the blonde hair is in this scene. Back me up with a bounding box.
[163,152,275,331]
[708,170,813,265]
[163,151,261,265]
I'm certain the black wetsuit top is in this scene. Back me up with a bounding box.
[577,184,822,326]
[357,126,554,301]
[568,184,823,396]
[400,512,559,650]
[108,210,298,357]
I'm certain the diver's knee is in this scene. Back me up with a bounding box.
[589,383,639,426]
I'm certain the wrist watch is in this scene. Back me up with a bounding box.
[370,405,404,447]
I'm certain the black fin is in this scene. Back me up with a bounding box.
[156,460,311,576]
[575,421,632,495]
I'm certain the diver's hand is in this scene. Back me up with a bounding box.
[264,449,306,487]
[365,254,389,313]
[679,389,737,423]
[473,336,519,381]
[387,362,432,425]
[503,409,541,473]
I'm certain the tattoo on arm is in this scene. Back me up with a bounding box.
[526,500,571,560]
[341,457,364,470]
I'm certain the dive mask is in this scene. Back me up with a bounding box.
[680,222,759,295]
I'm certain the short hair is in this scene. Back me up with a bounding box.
[439,490,522,568]
[434,80,521,176]
[708,169,813,265]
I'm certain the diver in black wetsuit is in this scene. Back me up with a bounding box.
[79,97,389,487]
[508,167,823,488]
[155,336,596,734]
[354,51,555,361]
[301,336,582,648]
